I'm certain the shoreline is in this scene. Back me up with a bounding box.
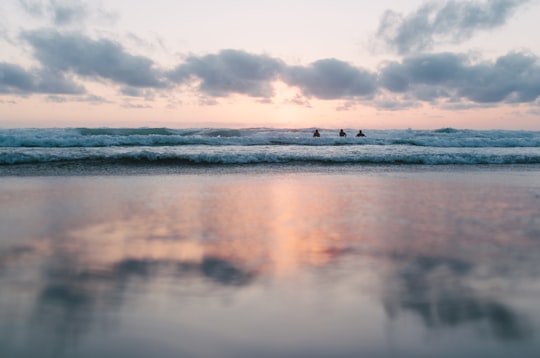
[2,161,540,177]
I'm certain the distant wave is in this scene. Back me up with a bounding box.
[77,127,175,136]
[1,127,539,148]
[433,127,460,133]
[2,145,539,166]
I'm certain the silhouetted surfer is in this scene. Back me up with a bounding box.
[313,129,320,137]
[356,130,365,137]
[339,129,347,137]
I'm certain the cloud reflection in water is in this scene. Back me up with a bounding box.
[1,172,539,357]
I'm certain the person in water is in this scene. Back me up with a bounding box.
[313,129,320,137]
[356,130,365,137]
[339,129,347,137]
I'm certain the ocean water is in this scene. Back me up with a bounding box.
[1,127,539,167]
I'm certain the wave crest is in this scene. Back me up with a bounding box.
[1,128,539,148]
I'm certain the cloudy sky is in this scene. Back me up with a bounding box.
[1,0,540,129]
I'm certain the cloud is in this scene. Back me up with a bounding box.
[283,58,378,100]
[0,62,35,93]
[168,52,378,101]
[120,86,144,97]
[35,68,86,94]
[47,93,109,104]
[0,62,84,95]
[376,0,531,54]
[287,93,312,108]
[22,30,166,88]
[17,0,97,27]
[4,31,540,111]
[379,51,540,104]
[380,53,467,92]
[49,0,88,26]
[372,96,421,111]
[168,49,285,98]
[121,102,152,109]
[120,86,156,100]
[528,107,540,115]
[198,96,219,106]
[17,0,46,17]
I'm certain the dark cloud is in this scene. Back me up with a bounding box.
[4,30,540,110]
[168,49,285,98]
[23,30,166,88]
[34,68,86,94]
[168,52,378,101]
[120,86,143,97]
[380,53,467,92]
[283,58,378,100]
[0,62,35,93]
[468,51,540,103]
[379,51,540,104]
[0,62,84,95]
[120,86,156,101]
[376,0,531,54]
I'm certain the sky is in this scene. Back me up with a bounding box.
[1,0,540,129]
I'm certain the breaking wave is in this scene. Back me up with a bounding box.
[0,127,539,148]
[1,127,539,166]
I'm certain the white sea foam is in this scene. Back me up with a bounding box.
[0,128,539,166]
[1,127,539,148]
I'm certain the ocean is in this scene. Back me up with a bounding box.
[1,127,540,357]
[1,127,540,169]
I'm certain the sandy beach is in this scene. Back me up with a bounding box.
[1,165,540,357]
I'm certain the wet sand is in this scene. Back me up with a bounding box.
[1,166,540,357]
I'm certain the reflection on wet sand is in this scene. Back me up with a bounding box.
[382,255,532,341]
[1,172,540,357]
